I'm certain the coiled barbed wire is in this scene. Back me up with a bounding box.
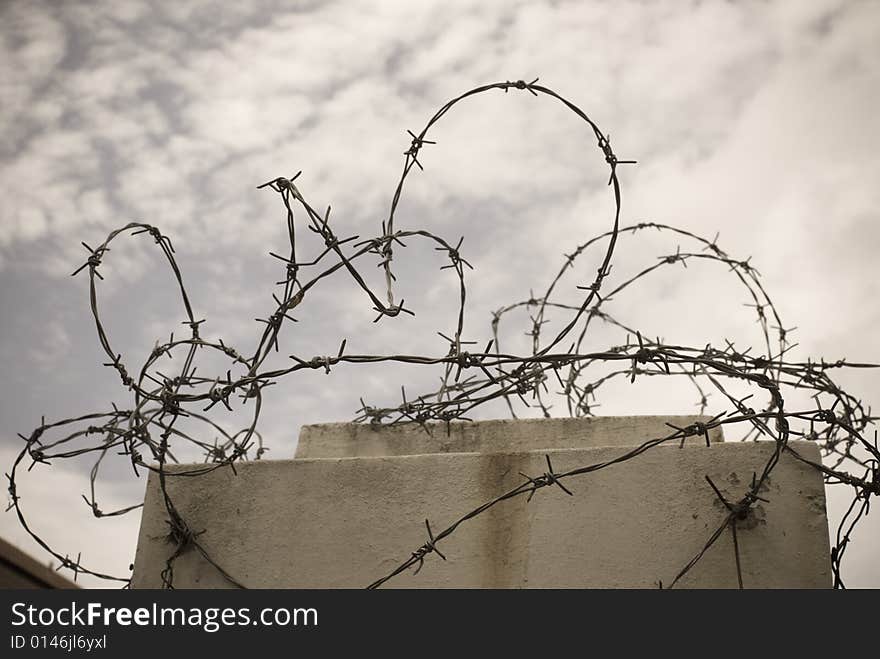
[6,79,878,589]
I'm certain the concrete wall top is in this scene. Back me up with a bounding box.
[295,415,724,458]
[133,440,830,589]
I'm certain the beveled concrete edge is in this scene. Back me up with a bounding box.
[150,438,819,473]
[295,414,725,458]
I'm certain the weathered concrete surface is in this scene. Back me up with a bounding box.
[295,415,724,458]
[132,440,831,588]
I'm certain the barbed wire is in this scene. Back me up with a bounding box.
[6,79,878,589]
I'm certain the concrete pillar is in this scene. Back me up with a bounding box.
[131,416,831,588]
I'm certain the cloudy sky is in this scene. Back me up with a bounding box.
[2,0,879,587]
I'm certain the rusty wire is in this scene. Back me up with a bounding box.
[6,79,879,589]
